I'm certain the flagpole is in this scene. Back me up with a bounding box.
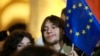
[72,43,74,56]
[72,43,74,51]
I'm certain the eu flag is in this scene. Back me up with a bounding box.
[65,0,100,56]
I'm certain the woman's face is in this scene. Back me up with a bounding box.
[43,20,61,45]
[17,37,32,51]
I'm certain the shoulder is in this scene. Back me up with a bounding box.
[63,43,72,53]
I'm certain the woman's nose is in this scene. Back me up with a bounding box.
[47,28,52,33]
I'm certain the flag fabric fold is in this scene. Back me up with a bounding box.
[65,0,100,56]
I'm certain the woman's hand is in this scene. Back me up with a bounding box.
[68,50,78,56]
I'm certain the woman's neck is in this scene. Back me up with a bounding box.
[47,41,64,52]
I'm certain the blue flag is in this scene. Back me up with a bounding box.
[65,0,100,56]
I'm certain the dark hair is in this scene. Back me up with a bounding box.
[61,8,66,16]
[15,46,59,56]
[92,46,100,56]
[8,23,26,33]
[0,30,8,41]
[41,15,65,44]
[0,30,34,56]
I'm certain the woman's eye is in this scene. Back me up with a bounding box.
[52,26,56,29]
[17,45,22,47]
[44,28,47,31]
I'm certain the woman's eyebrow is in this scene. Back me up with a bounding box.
[18,43,23,44]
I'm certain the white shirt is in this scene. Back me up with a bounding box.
[35,37,44,46]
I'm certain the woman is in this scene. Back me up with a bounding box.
[0,30,34,56]
[41,15,78,56]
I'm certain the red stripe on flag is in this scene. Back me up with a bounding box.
[86,0,100,23]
